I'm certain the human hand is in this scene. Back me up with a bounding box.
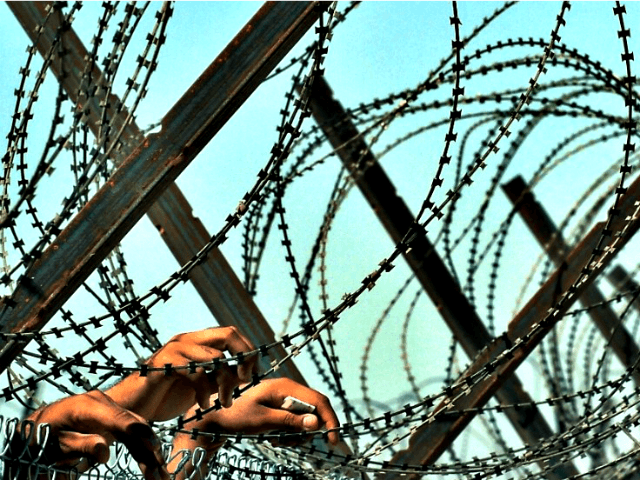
[106,326,259,421]
[8,390,168,480]
[174,378,340,451]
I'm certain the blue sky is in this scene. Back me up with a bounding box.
[2,1,640,472]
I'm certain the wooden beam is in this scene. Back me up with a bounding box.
[0,2,321,376]
[147,187,305,383]
[7,0,304,382]
[382,167,640,472]
[306,75,578,479]
[503,175,640,385]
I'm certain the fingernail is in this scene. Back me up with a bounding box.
[302,415,316,430]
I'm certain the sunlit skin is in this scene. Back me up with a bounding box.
[106,326,260,421]
[17,327,339,479]
[20,391,169,480]
[170,378,340,480]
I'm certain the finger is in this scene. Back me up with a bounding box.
[187,368,219,411]
[311,396,340,446]
[176,327,253,352]
[172,344,243,410]
[276,383,340,446]
[176,343,225,365]
[204,326,257,382]
[71,392,167,472]
[118,421,167,474]
[190,369,218,411]
[174,344,225,410]
[181,327,257,382]
[194,380,214,411]
[57,431,110,466]
[228,329,260,379]
[253,407,318,433]
[264,379,340,445]
[256,409,323,446]
[212,366,240,408]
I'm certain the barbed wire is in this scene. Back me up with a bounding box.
[3,1,640,479]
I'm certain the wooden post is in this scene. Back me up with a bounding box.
[503,175,640,385]
[306,75,578,479]
[381,168,640,473]
[0,2,321,374]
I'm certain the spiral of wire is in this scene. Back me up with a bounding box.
[3,1,640,479]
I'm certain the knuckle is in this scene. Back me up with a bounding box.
[197,346,223,363]
[207,347,224,359]
[112,408,134,426]
[317,392,329,403]
[223,325,239,337]
[283,412,298,427]
[168,333,185,343]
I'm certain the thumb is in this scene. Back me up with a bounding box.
[280,411,320,432]
[301,414,319,431]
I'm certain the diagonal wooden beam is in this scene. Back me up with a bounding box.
[382,167,640,472]
[7,0,306,383]
[503,175,640,385]
[0,1,321,373]
[608,265,640,313]
[147,189,307,382]
[306,75,578,479]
